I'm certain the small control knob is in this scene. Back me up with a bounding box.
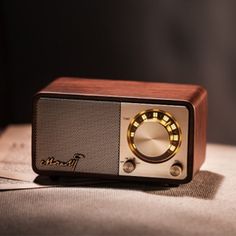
[123,160,136,173]
[170,163,183,177]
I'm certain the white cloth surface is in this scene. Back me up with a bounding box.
[0,143,236,236]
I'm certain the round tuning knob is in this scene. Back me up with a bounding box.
[127,109,181,163]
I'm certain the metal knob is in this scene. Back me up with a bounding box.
[170,164,183,177]
[127,109,181,163]
[134,119,170,157]
[123,160,136,173]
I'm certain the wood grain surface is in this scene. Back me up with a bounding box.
[41,77,206,105]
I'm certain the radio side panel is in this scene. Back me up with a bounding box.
[192,88,208,176]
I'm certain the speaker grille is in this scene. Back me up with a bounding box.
[34,97,120,175]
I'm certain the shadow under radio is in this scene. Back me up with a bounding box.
[34,170,223,200]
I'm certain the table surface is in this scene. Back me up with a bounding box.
[0,126,236,236]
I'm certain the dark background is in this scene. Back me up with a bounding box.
[1,1,236,145]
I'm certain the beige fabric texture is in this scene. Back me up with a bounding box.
[0,143,236,236]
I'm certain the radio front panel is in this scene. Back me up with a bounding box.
[34,96,189,181]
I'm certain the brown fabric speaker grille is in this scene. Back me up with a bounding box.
[35,97,120,175]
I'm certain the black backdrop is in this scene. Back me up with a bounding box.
[1,1,236,145]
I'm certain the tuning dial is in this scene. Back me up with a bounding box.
[127,109,181,163]
[123,159,136,173]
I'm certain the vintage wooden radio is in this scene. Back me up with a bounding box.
[32,78,207,185]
